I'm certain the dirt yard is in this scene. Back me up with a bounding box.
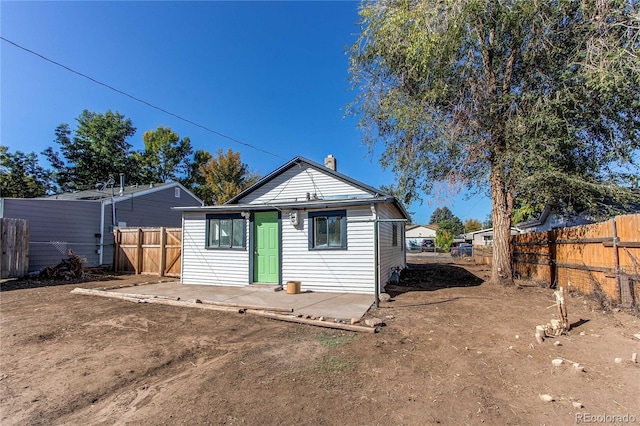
[1,257,638,425]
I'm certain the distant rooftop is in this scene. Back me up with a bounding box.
[43,182,174,201]
[405,223,439,230]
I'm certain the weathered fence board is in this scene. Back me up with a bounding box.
[0,218,30,278]
[113,227,181,277]
[474,214,639,306]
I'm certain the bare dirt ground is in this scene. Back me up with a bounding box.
[1,257,639,425]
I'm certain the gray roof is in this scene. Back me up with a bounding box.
[44,182,180,201]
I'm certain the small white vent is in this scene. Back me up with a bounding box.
[175,188,181,198]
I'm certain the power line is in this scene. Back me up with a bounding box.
[0,36,288,161]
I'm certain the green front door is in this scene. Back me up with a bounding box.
[253,211,279,283]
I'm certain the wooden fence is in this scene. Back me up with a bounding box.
[0,218,29,279]
[474,214,640,306]
[113,227,182,277]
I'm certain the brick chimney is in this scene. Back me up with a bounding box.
[324,154,337,171]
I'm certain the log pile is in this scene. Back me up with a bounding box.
[39,250,84,279]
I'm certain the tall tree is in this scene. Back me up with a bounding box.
[429,207,455,225]
[435,228,454,251]
[134,126,193,183]
[439,217,465,237]
[0,146,53,197]
[483,213,493,230]
[511,200,544,226]
[181,149,213,204]
[199,148,260,205]
[430,207,464,235]
[44,110,137,191]
[464,218,483,233]
[349,0,640,285]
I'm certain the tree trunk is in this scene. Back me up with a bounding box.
[490,170,514,285]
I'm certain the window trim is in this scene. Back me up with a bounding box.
[205,213,246,250]
[308,209,347,250]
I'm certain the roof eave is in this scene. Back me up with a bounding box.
[175,196,407,215]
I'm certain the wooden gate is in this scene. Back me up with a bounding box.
[113,227,181,277]
[0,218,30,278]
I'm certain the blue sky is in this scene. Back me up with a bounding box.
[1,1,492,224]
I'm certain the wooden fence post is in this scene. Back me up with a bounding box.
[548,230,556,289]
[136,228,143,275]
[612,217,622,302]
[159,227,167,277]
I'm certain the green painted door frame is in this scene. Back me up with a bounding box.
[252,211,280,283]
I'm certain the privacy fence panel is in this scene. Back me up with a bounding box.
[472,246,494,266]
[114,227,182,277]
[511,214,639,306]
[0,218,29,279]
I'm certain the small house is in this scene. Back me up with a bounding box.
[516,202,640,233]
[464,227,521,246]
[405,224,438,250]
[177,156,409,294]
[0,182,202,272]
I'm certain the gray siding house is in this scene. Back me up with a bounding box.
[464,227,521,246]
[0,182,202,273]
[516,201,640,233]
[178,156,409,294]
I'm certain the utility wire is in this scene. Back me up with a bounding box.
[1,36,288,161]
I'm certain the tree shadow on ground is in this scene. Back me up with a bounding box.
[385,262,484,297]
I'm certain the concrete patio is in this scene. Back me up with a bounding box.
[109,281,375,320]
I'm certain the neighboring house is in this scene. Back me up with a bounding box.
[516,201,640,233]
[0,182,202,272]
[177,155,410,294]
[464,227,521,246]
[405,224,438,249]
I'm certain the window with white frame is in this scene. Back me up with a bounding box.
[206,214,246,249]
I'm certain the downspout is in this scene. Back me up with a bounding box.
[111,184,116,226]
[112,199,116,228]
[371,203,379,308]
[374,219,380,308]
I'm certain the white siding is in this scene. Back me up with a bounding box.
[376,203,407,291]
[181,212,250,286]
[239,165,370,204]
[281,206,376,294]
[405,226,437,238]
[180,202,406,294]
